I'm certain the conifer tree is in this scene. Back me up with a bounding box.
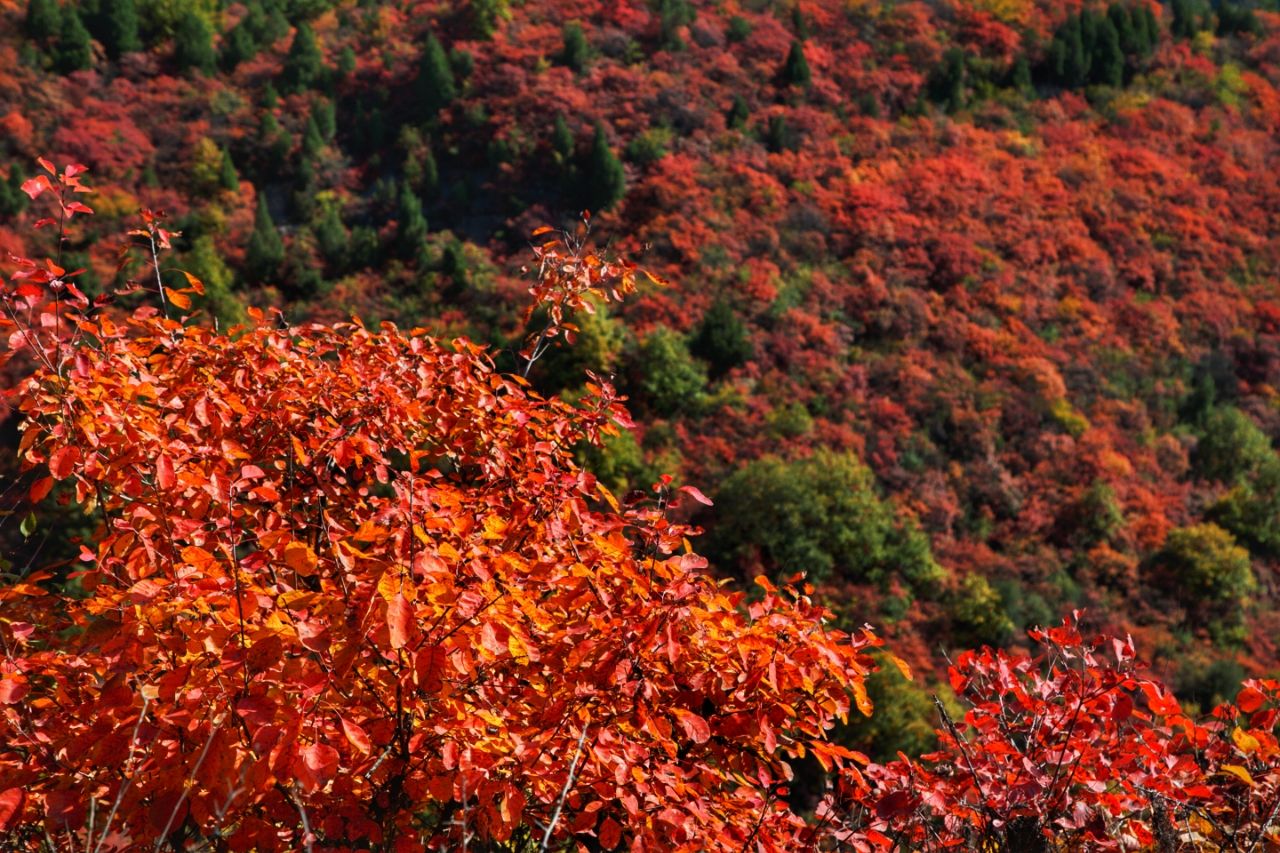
[246,193,285,283]
[726,94,749,129]
[583,123,625,212]
[55,7,93,73]
[220,19,257,70]
[781,39,811,88]
[1093,17,1124,87]
[218,146,239,192]
[173,10,215,75]
[102,0,141,59]
[25,0,61,42]
[416,33,456,119]
[282,23,324,93]
[1140,4,1159,52]
[559,20,589,73]
[552,113,575,167]
[301,116,324,159]
[395,182,428,258]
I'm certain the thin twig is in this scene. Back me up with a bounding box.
[539,723,591,853]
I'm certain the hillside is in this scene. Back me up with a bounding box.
[5,0,1280,716]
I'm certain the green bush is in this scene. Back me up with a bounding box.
[1156,523,1255,644]
[708,449,944,591]
[634,326,706,417]
[947,574,1015,649]
[1193,407,1273,483]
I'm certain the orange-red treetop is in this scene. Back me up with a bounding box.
[0,163,880,851]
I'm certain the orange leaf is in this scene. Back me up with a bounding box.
[284,542,318,577]
[164,287,191,310]
[388,593,413,649]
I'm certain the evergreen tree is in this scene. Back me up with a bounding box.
[395,182,428,258]
[55,8,93,73]
[691,298,752,378]
[25,0,61,41]
[245,194,285,283]
[314,205,348,271]
[301,116,325,159]
[559,20,589,73]
[220,19,258,70]
[726,94,749,129]
[1171,0,1198,39]
[416,33,456,119]
[583,123,625,212]
[780,39,811,88]
[1140,4,1159,53]
[173,11,215,75]
[102,0,141,59]
[1108,3,1138,55]
[282,23,325,94]
[1092,17,1124,87]
[931,47,966,110]
[1062,14,1090,88]
[337,46,356,78]
[313,99,337,142]
[218,147,239,192]
[551,113,575,167]
[1010,55,1033,95]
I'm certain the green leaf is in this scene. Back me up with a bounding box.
[19,511,36,539]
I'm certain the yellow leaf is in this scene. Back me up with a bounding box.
[508,633,530,665]
[1233,727,1261,755]
[377,568,416,602]
[1221,764,1256,786]
[887,653,913,681]
[284,542,318,576]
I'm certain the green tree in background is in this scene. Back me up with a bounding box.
[780,39,811,88]
[583,123,625,212]
[1193,407,1273,484]
[416,33,457,119]
[245,193,285,283]
[559,20,590,73]
[691,298,752,378]
[25,0,61,42]
[1157,523,1255,645]
[173,10,215,75]
[709,449,944,590]
[55,8,93,73]
[282,23,325,93]
[635,326,706,417]
[102,0,141,58]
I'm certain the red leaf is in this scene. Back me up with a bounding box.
[388,593,413,649]
[20,176,51,200]
[63,163,88,179]
[0,678,27,704]
[671,708,710,744]
[678,485,713,506]
[240,464,266,480]
[599,816,622,849]
[1238,686,1266,714]
[49,446,80,480]
[0,788,24,832]
[28,476,54,503]
[341,717,373,754]
[296,742,339,793]
[156,455,176,490]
